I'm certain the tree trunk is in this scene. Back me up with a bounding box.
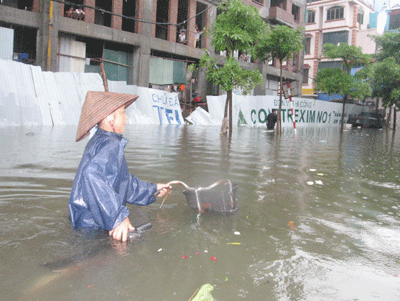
[393,105,397,131]
[228,90,233,137]
[220,91,232,136]
[387,105,392,128]
[277,63,283,134]
[223,96,229,118]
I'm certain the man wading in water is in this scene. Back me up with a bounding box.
[69,91,171,242]
[266,109,278,130]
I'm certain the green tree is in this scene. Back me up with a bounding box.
[373,31,400,62]
[199,0,265,137]
[255,25,304,133]
[371,31,400,129]
[314,43,372,131]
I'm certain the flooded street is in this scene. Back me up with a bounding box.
[1,125,400,300]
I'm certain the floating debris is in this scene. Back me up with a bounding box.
[306,181,314,186]
[234,231,241,235]
[189,283,214,301]
[315,180,323,185]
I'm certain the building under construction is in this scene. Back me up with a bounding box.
[0,0,306,104]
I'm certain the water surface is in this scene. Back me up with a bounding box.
[1,125,400,300]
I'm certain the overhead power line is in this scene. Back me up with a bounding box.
[52,0,221,28]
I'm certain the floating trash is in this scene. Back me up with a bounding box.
[234,231,241,235]
[190,283,214,301]
[315,180,323,185]
[306,181,314,186]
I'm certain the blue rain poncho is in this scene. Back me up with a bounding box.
[68,128,157,231]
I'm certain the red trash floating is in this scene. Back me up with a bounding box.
[210,256,217,261]
[182,255,187,259]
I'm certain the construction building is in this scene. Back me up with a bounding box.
[0,0,306,106]
[303,0,376,99]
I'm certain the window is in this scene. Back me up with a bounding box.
[305,37,311,54]
[389,13,400,30]
[327,6,344,21]
[269,57,275,67]
[292,5,300,22]
[318,61,343,69]
[271,0,286,10]
[357,8,364,25]
[323,31,348,45]
[293,53,298,70]
[303,68,309,84]
[307,10,315,23]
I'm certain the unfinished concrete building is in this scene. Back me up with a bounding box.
[0,0,306,105]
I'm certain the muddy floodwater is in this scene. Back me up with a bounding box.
[1,125,400,300]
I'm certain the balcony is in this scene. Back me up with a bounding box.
[268,6,295,27]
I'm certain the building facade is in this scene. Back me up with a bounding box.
[0,0,306,104]
[303,0,376,98]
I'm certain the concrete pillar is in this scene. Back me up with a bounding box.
[254,61,267,95]
[58,1,64,16]
[36,0,59,72]
[168,0,178,42]
[137,0,143,34]
[203,3,211,49]
[112,0,123,30]
[33,0,40,12]
[138,0,154,37]
[352,5,358,46]
[84,0,95,24]
[152,0,157,38]
[132,0,153,87]
[187,0,196,48]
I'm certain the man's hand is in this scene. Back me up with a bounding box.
[109,217,134,242]
[156,183,172,197]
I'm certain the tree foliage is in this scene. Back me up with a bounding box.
[314,43,372,131]
[200,53,262,95]
[199,0,266,136]
[211,0,266,57]
[255,25,304,64]
[254,24,304,133]
[370,57,400,104]
[370,31,400,115]
[373,31,400,63]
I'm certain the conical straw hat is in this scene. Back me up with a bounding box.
[76,91,139,142]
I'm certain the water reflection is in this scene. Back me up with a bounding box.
[1,125,400,300]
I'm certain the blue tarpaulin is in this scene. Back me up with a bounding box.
[317,93,343,101]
